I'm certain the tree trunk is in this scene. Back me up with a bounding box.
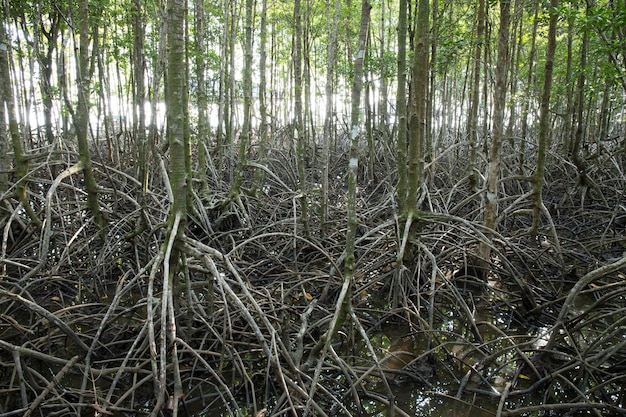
[343,0,371,339]
[252,0,270,195]
[166,0,189,223]
[321,0,341,238]
[36,9,61,147]
[505,0,523,145]
[519,4,539,174]
[215,0,229,159]
[406,0,429,214]
[530,0,558,242]
[232,0,253,197]
[293,0,310,235]
[569,2,589,193]
[153,0,189,412]
[194,0,210,197]
[378,0,389,132]
[477,0,510,274]
[0,21,38,224]
[426,0,437,161]
[74,0,105,233]
[467,0,485,191]
[396,0,409,215]
[0,48,6,196]
[366,40,375,182]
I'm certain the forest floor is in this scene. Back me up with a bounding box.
[0,136,625,417]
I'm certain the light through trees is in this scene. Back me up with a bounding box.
[0,0,625,415]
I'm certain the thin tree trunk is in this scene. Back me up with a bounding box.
[215,0,229,159]
[167,0,189,222]
[561,11,575,153]
[569,2,589,193]
[530,0,558,242]
[378,0,389,131]
[146,3,166,159]
[252,0,269,195]
[396,0,408,215]
[343,0,371,338]
[467,0,485,191]
[154,0,189,412]
[232,0,253,197]
[481,12,491,154]
[506,0,523,145]
[36,9,61,147]
[293,0,309,235]
[426,0,437,161]
[0,21,40,225]
[0,46,6,195]
[519,3,539,174]
[321,0,341,238]
[74,0,105,232]
[194,0,210,197]
[478,0,510,274]
[406,0,429,214]
[226,1,236,181]
[365,37,375,182]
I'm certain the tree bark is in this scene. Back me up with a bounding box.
[569,2,589,191]
[530,0,558,242]
[232,0,254,197]
[519,3,539,174]
[321,0,341,238]
[166,0,189,224]
[74,0,105,233]
[342,0,371,345]
[293,0,310,235]
[252,0,270,195]
[395,0,409,214]
[478,0,510,273]
[35,8,61,147]
[406,0,429,214]
[467,0,485,191]
[194,0,210,197]
[0,21,36,221]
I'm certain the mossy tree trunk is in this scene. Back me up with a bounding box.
[74,0,105,233]
[395,0,429,284]
[405,0,429,215]
[310,0,372,360]
[0,18,40,226]
[152,0,189,412]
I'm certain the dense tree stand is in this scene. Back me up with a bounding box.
[1,136,624,416]
[2,0,626,415]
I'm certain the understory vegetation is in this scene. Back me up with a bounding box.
[1,131,624,416]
